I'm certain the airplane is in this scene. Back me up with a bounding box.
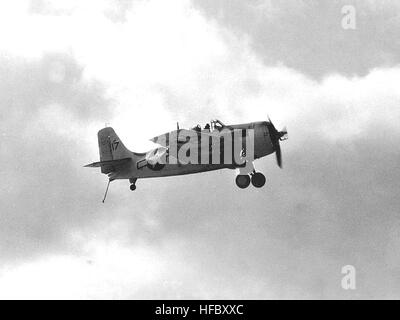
[84,119,287,202]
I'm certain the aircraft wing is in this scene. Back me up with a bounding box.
[149,131,174,147]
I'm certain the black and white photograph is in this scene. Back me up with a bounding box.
[1,0,400,304]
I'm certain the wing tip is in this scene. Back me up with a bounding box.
[84,163,96,168]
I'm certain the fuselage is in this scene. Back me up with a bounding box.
[108,121,275,181]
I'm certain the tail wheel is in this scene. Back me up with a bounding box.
[129,178,137,191]
[236,175,250,189]
[251,172,266,188]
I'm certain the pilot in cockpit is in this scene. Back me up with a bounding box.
[191,124,201,132]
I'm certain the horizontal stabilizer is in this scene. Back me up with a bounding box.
[84,157,131,168]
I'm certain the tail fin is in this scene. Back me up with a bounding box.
[98,127,131,161]
[95,127,133,174]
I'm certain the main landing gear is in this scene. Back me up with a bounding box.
[251,171,266,188]
[235,171,266,189]
[235,174,250,189]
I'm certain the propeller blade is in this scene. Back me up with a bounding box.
[267,116,277,133]
[267,116,285,168]
[275,142,282,168]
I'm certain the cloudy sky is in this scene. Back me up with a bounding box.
[1,0,400,299]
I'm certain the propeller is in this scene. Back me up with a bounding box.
[266,117,288,168]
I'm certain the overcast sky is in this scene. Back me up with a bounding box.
[1,0,400,299]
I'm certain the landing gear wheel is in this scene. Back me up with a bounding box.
[236,175,250,189]
[129,178,137,191]
[251,172,266,188]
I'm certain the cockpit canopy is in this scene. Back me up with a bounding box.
[210,119,225,131]
[191,119,225,132]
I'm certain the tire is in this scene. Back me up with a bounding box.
[251,172,266,188]
[235,175,250,189]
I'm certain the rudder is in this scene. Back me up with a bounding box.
[98,127,132,173]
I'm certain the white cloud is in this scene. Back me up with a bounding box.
[0,235,265,299]
[3,0,399,148]
[0,240,167,299]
